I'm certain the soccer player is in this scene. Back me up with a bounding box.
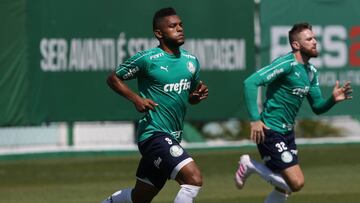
[235,22,352,203]
[101,7,208,203]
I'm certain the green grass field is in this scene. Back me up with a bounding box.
[1,143,360,203]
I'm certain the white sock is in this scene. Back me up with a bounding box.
[251,159,292,192]
[174,184,201,203]
[264,189,288,203]
[102,188,133,203]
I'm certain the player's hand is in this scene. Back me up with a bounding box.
[332,80,353,102]
[250,121,269,144]
[133,97,158,113]
[189,81,209,104]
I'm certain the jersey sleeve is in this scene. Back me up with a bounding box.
[190,58,201,93]
[243,61,292,121]
[306,71,336,114]
[115,51,148,80]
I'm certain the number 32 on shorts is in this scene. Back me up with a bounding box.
[275,142,288,152]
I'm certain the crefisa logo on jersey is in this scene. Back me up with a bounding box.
[163,79,191,94]
[187,61,195,75]
[266,68,284,81]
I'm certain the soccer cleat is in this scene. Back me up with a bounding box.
[234,154,254,189]
[101,196,113,203]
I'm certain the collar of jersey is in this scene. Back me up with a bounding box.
[157,47,182,58]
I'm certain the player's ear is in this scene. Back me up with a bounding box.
[291,41,300,51]
[154,29,163,39]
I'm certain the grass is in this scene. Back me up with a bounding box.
[1,143,360,203]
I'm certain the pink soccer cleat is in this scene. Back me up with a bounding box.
[235,154,254,189]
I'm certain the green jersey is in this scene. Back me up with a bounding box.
[244,53,335,134]
[115,47,200,142]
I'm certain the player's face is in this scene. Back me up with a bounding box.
[157,15,185,47]
[297,29,318,58]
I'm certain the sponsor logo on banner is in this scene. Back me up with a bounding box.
[270,25,360,86]
[40,33,247,72]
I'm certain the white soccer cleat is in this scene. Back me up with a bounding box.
[235,154,254,189]
[101,197,112,203]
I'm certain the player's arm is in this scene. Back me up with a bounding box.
[307,79,352,115]
[107,52,158,113]
[244,61,291,121]
[244,61,291,143]
[189,81,208,105]
[243,72,269,143]
[107,72,157,112]
[188,59,208,105]
[332,80,352,102]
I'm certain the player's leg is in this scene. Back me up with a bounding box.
[101,133,168,203]
[260,129,299,192]
[264,189,289,203]
[131,179,160,203]
[261,129,302,202]
[175,161,202,185]
[101,157,163,203]
[101,187,133,203]
[102,180,159,203]
[235,154,291,192]
[261,165,304,202]
[281,164,304,192]
[173,161,202,203]
[137,132,201,203]
[148,132,202,203]
[235,129,293,192]
[279,130,304,192]
[132,134,172,203]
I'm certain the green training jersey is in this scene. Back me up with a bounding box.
[244,53,335,134]
[115,47,200,142]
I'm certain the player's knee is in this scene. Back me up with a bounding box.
[187,173,203,187]
[289,179,304,192]
[177,162,203,186]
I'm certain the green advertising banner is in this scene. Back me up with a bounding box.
[0,0,255,125]
[0,0,30,125]
[260,0,360,117]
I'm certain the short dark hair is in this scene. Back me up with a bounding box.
[288,22,312,44]
[153,7,177,30]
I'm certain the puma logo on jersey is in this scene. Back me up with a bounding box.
[295,72,301,78]
[160,66,168,72]
[164,79,191,94]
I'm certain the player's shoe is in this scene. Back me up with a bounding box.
[101,196,113,203]
[234,154,254,189]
